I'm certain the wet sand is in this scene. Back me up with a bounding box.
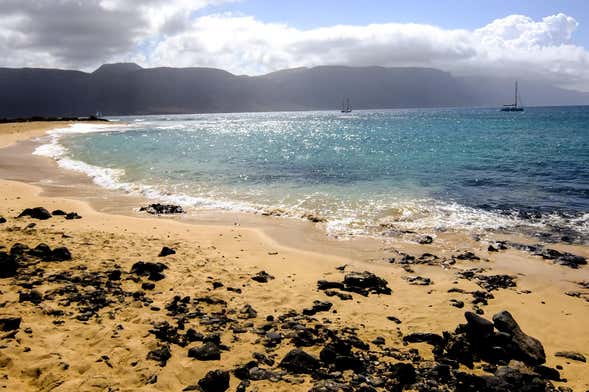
[0,122,587,391]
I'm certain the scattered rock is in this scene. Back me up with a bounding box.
[198,370,230,392]
[302,300,333,316]
[0,316,21,331]
[51,210,66,216]
[65,212,82,220]
[158,246,176,257]
[18,207,52,220]
[536,248,587,268]
[50,247,72,261]
[449,299,465,308]
[492,310,546,365]
[403,332,443,347]
[239,304,257,319]
[0,216,6,224]
[140,203,184,215]
[130,261,167,281]
[251,271,274,283]
[404,275,432,286]
[19,290,43,304]
[319,271,392,296]
[303,213,327,223]
[188,342,222,361]
[0,252,17,278]
[279,348,320,374]
[555,351,586,362]
[418,235,433,244]
[455,251,480,261]
[147,344,172,367]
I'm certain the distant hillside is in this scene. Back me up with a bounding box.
[0,63,588,117]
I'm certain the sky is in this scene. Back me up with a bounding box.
[1,0,589,91]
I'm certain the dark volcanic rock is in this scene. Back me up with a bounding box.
[147,344,172,367]
[403,275,432,286]
[456,251,480,261]
[492,310,546,365]
[0,252,17,278]
[18,207,52,220]
[188,342,221,361]
[9,243,28,257]
[555,351,586,362]
[0,316,21,331]
[140,203,184,215]
[51,210,66,216]
[279,348,320,374]
[51,247,72,261]
[536,248,587,268]
[388,362,416,388]
[130,261,167,281]
[418,235,433,244]
[302,300,333,316]
[476,275,517,291]
[27,243,52,259]
[403,332,444,347]
[19,290,43,304]
[25,243,71,262]
[239,304,257,319]
[251,270,274,283]
[464,311,494,339]
[0,216,6,224]
[309,380,351,392]
[456,365,556,391]
[65,212,82,220]
[158,246,176,257]
[198,370,230,392]
[340,271,392,296]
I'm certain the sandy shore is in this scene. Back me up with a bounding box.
[0,122,588,391]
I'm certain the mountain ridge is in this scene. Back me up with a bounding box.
[0,63,588,117]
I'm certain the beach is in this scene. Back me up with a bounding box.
[0,121,588,391]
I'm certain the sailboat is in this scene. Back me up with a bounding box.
[341,98,352,113]
[500,81,524,112]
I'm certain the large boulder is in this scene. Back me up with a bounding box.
[492,310,546,365]
[279,348,320,374]
[464,311,494,340]
[198,370,230,392]
[18,207,52,220]
[0,252,17,278]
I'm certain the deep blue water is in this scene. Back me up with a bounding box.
[37,106,589,241]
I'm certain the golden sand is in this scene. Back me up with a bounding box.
[0,123,587,391]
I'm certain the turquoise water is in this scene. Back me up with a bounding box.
[37,107,589,242]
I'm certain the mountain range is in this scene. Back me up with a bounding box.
[1,63,588,117]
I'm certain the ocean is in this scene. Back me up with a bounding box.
[34,106,589,243]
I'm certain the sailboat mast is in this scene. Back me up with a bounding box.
[515,81,518,107]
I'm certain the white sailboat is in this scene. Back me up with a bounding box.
[341,98,352,113]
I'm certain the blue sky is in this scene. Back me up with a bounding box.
[207,0,589,46]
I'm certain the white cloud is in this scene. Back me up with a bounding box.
[0,0,235,68]
[0,3,588,91]
[147,13,589,90]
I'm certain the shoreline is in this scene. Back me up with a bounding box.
[0,122,588,391]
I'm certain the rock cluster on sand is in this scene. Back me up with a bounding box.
[317,271,392,297]
[140,203,184,215]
